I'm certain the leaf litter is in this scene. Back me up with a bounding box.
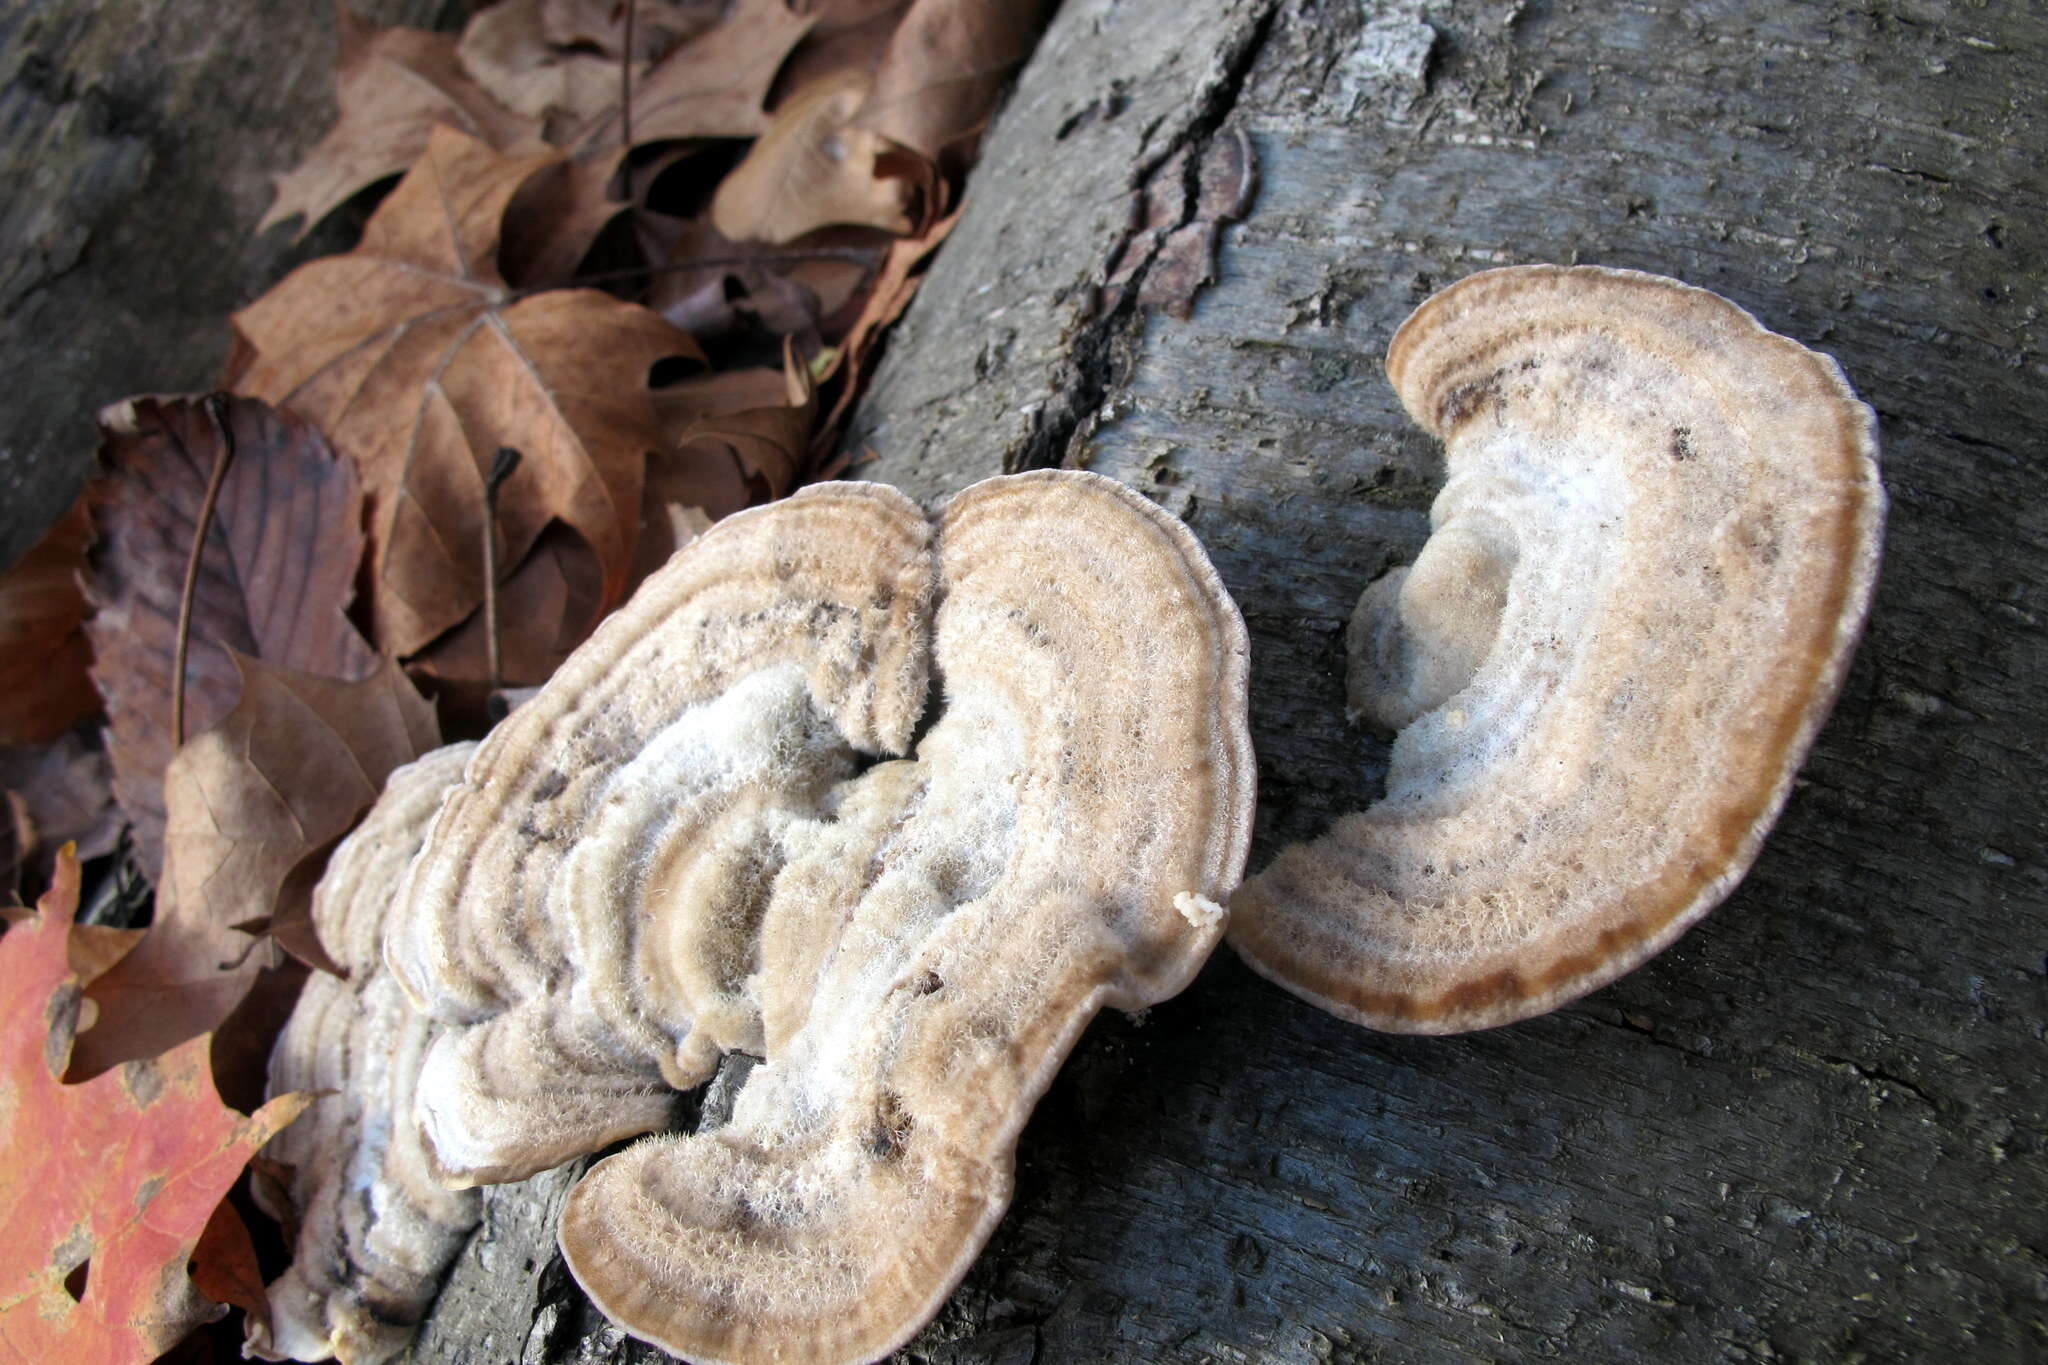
[0,0,1052,1356]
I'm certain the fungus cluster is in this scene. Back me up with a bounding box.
[246,743,481,1365]
[256,266,1882,1364]
[1229,265,1885,1032]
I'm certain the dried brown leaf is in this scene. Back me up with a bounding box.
[820,205,960,432]
[0,734,121,902]
[713,69,912,244]
[768,0,913,108]
[544,0,725,59]
[232,127,701,657]
[85,396,376,882]
[852,0,1054,162]
[408,524,604,688]
[650,216,882,340]
[460,0,639,127]
[71,657,437,1077]
[562,0,817,152]
[261,3,541,236]
[0,498,96,745]
[669,344,818,500]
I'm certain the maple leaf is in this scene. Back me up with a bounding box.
[85,396,377,884]
[0,498,97,746]
[712,69,914,244]
[853,0,1055,161]
[260,3,541,237]
[71,657,438,1078]
[232,126,702,658]
[0,850,309,1364]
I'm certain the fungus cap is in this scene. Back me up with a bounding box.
[384,471,1255,1362]
[247,743,481,1365]
[1230,264,1884,1034]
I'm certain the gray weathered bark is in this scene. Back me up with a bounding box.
[4,0,2042,1361]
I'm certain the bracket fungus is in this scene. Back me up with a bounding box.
[248,742,482,1365]
[384,471,1254,1362]
[1231,265,1884,1034]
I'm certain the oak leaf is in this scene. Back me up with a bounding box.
[232,126,702,657]
[85,396,376,884]
[768,0,913,110]
[0,850,309,1364]
[261,3,541,237]
[543,0,725,60]
[713,69,913,244]
[71,657,438,1078]
[853,0,1055,161]
[0,498,96,745]
[820,205,962,432]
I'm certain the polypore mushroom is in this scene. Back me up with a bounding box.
[247,742,482,1365]
[384,470,1254,1362]
[1231,265,1884,1033]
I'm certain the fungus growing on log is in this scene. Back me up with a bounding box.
[247,743,482,1365]
[384,471,1255,1362]
[1231,265,1885,1034]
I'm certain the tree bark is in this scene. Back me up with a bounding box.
[4,0,2042,1361]
[411,2,2048,1361]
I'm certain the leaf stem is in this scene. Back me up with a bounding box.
[483,446,523,695]
[620,0,637,152]
[172,394,238,749]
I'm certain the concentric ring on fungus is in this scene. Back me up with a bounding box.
[1229,265,1885,1034]
[383,470,1254,1363]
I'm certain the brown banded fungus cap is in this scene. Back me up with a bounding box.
[1231,265,1884,1034]
[383,471,1254,1363]
[247,743,482,1365]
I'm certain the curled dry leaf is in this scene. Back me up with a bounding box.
[71,657,439,1078]
[248,744,483,1365]
[819,205,961,435]
[853,0,1056,162]
[651,215,883,341]
[668,343,819,502]
[260,3,540,237]
[459,0,640,129]
[232,126,701,657]
[768,0,913,110]
[0,496,96,745]
[713,69,914,245]
[85,395,377,883]
[0,850,310,1365]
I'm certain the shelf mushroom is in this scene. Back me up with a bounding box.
[1230,265,1885,1033]
[384,471,1255,1363]
[247,742,482,1365]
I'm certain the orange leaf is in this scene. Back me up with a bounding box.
[0,498,96,746]
[0,850,309,1364]
[260,2,541,237]
[232,126,702,657]
[71,658,438,1078]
